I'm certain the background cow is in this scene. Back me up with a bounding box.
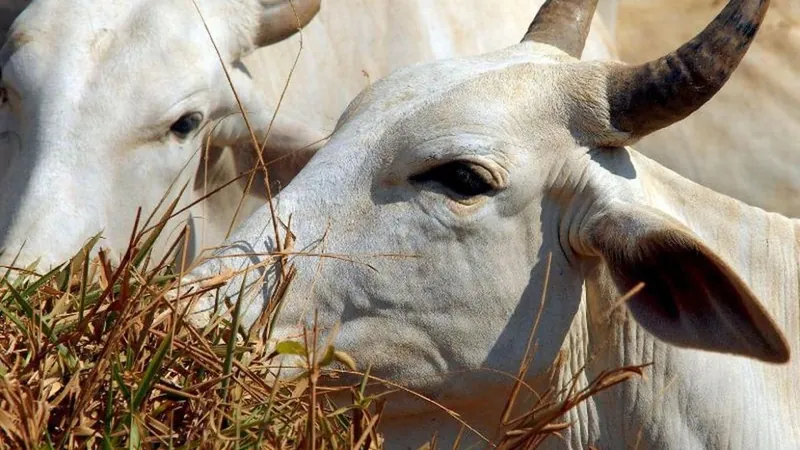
[1,1,798,277]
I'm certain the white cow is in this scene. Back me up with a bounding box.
[186,0,800,448]
[0,0,618,271]
[0,0,324,270]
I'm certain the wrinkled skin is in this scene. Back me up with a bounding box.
[0,0,618,271]
[617,0,800,215]
[187,11,800,450]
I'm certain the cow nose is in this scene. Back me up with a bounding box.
[178,229,310,381]
[181,201,292,332]
[182,254,279,331]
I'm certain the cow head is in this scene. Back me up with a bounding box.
[0,0,322,270]
[189,0,788,424]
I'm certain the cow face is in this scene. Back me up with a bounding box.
[188,0,788,407]
[190,45,624,397]
[0,0,319,269]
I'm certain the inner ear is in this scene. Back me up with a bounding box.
[581,201,790,364]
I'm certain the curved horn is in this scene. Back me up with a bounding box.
[522,0,599,58]
[257,0,321,46]
[606,0,769,139]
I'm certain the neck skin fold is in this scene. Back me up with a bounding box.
[558,148,800,449]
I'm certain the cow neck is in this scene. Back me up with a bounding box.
[559,149,800,449]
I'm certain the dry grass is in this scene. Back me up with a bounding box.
[0,200,646,449]
[0,201,388,449]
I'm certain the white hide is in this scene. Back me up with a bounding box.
[186,10,800,450]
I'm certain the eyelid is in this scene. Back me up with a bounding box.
[413,160,500,187]
[160,89,208,126]
[410,160,496,198]
[464,163,498,189]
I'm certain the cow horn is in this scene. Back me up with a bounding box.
[605,0,769,140]
[257,0,321,46]
[522,0,599,58]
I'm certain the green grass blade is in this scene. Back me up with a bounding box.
[21,264,64,298]
[112,359,132,402]
[128,413,142,450]
[132,183,188,269]
[42,428,55,450]
[77,236,99,324]
[103,365,116,450]
[2,277,54,338]
[132,331,173,411]
[275,340,307,357]
[219,272,248,401]
[0,302,28,335]
[0,246,24,283]
[359,365,372,399]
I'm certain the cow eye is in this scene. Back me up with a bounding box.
[0,73,8,106]
[410,161,494,198]
[170,112,203,138]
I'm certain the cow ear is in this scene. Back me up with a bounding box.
[580,200,790,364]
[210,70,327,194]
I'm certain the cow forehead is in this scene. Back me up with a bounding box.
[4,1,222,126]
[11,1,204,42]
[332,45,574,162]
[6,0,215,78]
[344,45,565,120]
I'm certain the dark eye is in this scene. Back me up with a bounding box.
[170,112,203,138]
[410,161,494,198]
[0,72,8,106]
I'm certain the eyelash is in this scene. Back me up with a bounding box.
[410,161,494,198]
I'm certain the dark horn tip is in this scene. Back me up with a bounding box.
[605,0,770,140]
